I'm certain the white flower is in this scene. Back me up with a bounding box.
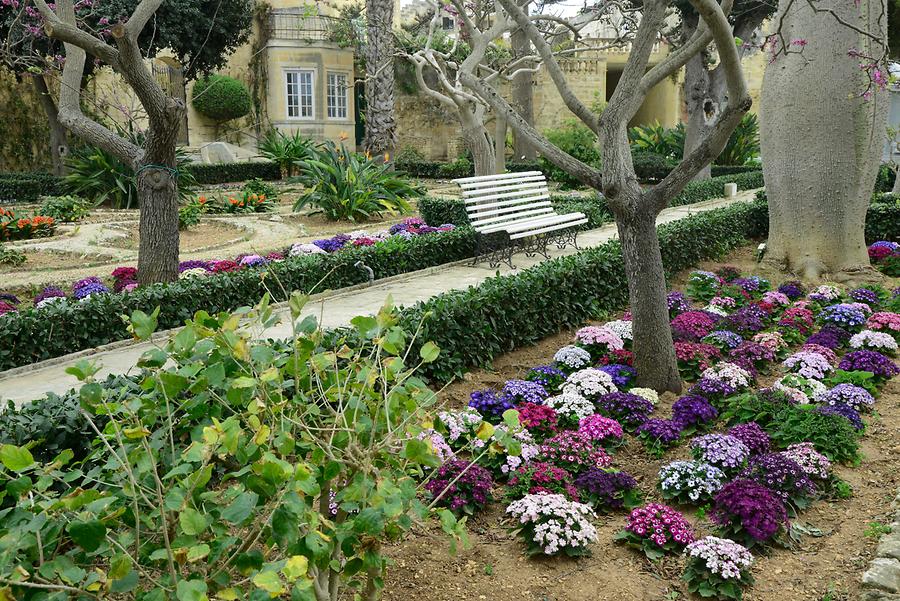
[700,362,753,390]
[850,329,898,352]
[603,319,633,341]
[506,494,598,555]
[563,368,616,400]
[35,296,66,309]
[629,387,659,405]
[289,243,326,256]
[179,267,209,279]
[553,345,592,370]
[545,392,595,421]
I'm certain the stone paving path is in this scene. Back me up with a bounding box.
[0,191,756,405]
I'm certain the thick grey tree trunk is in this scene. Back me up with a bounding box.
[364,0,397,159]
[760,0,888,279]
[32,74,69,176]
[616,201,683,393]
[891,166,900,194]
[683,51,717,181]
[462,111,496,176]
[136,125,181,284]
[494,113,507,173]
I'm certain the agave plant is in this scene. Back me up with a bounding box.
[715,113,760,166]
[292,142,422,221]
[257,129,318,177]
[63,129,196,209]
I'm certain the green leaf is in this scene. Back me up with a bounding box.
[129,307,160,340]
[186,544,211,562]
[67,520,107,552]
[252,570,285,595]
[0,444,34,472]
[221,491,259,525]
[179,508,208,536]
[419,341,440,363]
[176,579,209,601]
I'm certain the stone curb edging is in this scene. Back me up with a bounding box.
[861,489,900,600]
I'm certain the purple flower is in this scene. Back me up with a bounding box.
[34,286,66,305]
[597,364,637,389]
[239,254,267,267]
[671,311,719,340]
[0,293,19,305]
[574,469,638,510]
[636,418,683,447]
[468,390,515,420]
[778,281,806,300]
[849,288,881,306]
[818,383,875,411]
[727,422,770,455]
[689,377,736,400]
[819,304,868,330]
[672,395,718,430]
[500,379,548,406]
[596,392,654,431]
[723,305,768,335]
[739,453,816,505]
[703,330,744,350]
[806,324,851,349]
[691,434,750,471]
[816,404,864,431]
[312,238,345,252]
[424,459,493,515]
[728,341,775,373]
[72,276,104,292]
[711,479,789,545]
[838,350,899,379]
[525,365,567,391]
[178,260,211,272]
[667,291,691,316]
[72,278,109,299]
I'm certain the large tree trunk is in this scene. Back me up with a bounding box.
[760,0,888,280]
[32,74,69,176]
[494,112,507,173]
[363,0,397,159]
[892,165,900,194]
[461,112,496,176]
[136,124,181,284]
[682,50,719,181]
[511,10,536,161]
[616,205,682,393]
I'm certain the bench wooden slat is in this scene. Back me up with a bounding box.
[479,211,583,234]
[454,171,544,185]
[462,184,549,204]
[467,192,550,212]
[471,207,555,229]
[509,217,589,239]
[470,201,553,222]
[460,177,548,194]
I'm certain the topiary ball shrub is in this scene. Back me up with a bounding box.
[191,75,252,122]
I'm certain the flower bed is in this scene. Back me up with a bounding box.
[0,207,56,240]
[419,269,898,598]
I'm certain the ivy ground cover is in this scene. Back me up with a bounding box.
[385,261,900,601]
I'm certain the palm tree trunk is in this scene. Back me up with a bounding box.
[363,0,397,161]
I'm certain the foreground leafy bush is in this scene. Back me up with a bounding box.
[541,120,601,189]
[0,299,470,600]
[294,141,421,221]
[768,404,861,464]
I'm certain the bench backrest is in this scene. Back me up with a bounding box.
[453,171,552,231]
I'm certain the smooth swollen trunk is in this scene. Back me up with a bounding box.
[461,115,496,177]
[616,209,682,393]
[760,0,888,279]
[682,53,717,181]
[511,21,536,161]
[363,0,397,158]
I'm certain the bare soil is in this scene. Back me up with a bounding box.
[381,244,900,601]
[106,221,246,252]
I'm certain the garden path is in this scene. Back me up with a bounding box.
[0,191,757,405]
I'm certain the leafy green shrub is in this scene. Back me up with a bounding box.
[419,196,470,226]
[541,120,601,189]
[875,164,896,192]
[715,113,760,166]
[191,74,252,121]
[258,129,318,177]
[711,165,761,178]
[0,300,473,600]
[186,161,281,184]
[243,177,279,201]
[629,121,683,159]
[179,200,202,230]
[671,171,764,207]
[0,171,61,203]
[64,140,196,208]
[0,226,478,370]
[395,145,426,163]
[437,156,474,179]
[768,405,861,464]
[294,141,421,221]
[0,243,25,266]
[632,151,676,182]
[39,195,93,222]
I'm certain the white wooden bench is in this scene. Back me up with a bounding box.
[453,171,588,268]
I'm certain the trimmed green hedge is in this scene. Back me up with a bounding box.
[0,227,478,370]
[0,172,63,203]
[403,199,769,382]
[395,160,546,180]
[185,162,281,185]
[420,171,765,227]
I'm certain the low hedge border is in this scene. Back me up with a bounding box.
[420,171,765,227]
[185,161,281,185]
[0,227,477,371]
[402,199,770,382]
[0,172,62,203]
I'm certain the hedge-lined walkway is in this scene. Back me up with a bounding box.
[0,191,757,405]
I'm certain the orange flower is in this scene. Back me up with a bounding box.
[384,152,390,163]
[339,131,349,141]
[198,196,207,205]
